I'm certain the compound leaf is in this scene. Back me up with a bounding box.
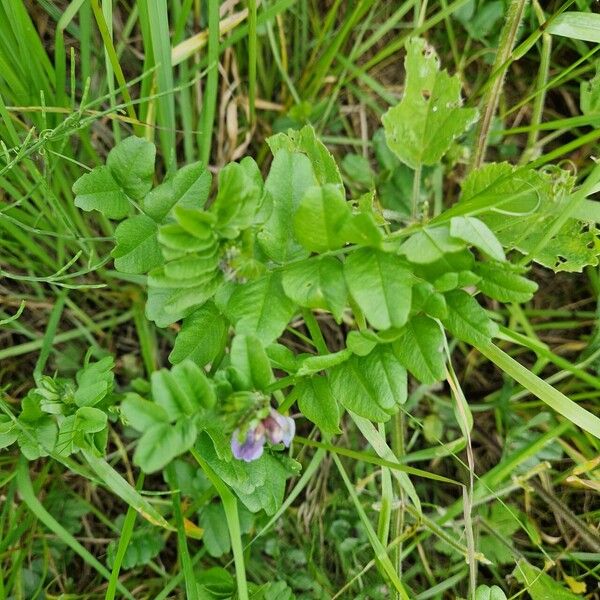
[112,214,163,274]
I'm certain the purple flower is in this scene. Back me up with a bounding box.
[263,409,295,447]
[231,425,265,462]
[231,409,295,462]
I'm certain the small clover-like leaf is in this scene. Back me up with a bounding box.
[74,356,115,408]
[169,303,228,367]
[111,214,163,274]
[441,290,498,346]
[296,376,341,435]
[224,272,296,344]
[330,345,407,422]
[581,63,600,116]
[133,420,197,473]
[143,162,211,222]
[393,316,446,384]
[281,256,347,321]
[106,136,156,201]
[73,166,130,219]
[382,37,478,168]
[121,394,169,432]
[293,184,352,252]
[230,334,274,390]
[258,149,317,262]
[400,226,465,264]
[345,249,413,330]
[475,261,538,303]
[450,216,505,261]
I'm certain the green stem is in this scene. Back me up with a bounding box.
[105,474,144,600]
[169,467,199,600]
[247,0,257,125]
[191,448,249,600]
[412,163,422,220]
[390,411,405,588]
[521,0,551,164]
[470,0,530,170]
[200,0,220,164]
[302,308,329,355]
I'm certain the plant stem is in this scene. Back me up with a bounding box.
[191,448,249,600]
[470,0,530,170]
[521,0,551,164]
[390,411,405,589]
[412,163,422,220]
[247,0,257,125]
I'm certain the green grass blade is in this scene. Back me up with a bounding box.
[168,466,199,600]
[199,0,219,164]
[90,0,137,125]
[82,450,173,530]
[15,458,135,600]
[547,12,600,43]
[247,0,257,125]
[105,474,145,600]
[146,0,177,169]
[477,342,600,439]
[332,454,411,599]
[33,288,67,384]
[191,448,248,600]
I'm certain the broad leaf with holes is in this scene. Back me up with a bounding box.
[382,37,478,168]
[267,124,343,187]
[72,166,130,219]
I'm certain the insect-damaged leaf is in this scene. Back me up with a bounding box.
[382,37,478,168]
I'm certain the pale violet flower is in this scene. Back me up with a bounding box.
[263,409,295,447]
[231,409,295,462]
[231,425,265,462]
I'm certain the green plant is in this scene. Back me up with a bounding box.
[4,30,600,600]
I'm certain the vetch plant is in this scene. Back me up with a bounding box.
[4,34,600,599]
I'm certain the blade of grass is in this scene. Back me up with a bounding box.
[15,457,135,600]
[82,450,173,530]
[247,0,257,125]
[33,288,67,384]
[476,342,600,439]
[332,453,411,599]
[105,473,145,600]
[146,0,177,169]
[191,447,248,600]
[168,465,199,600]
[90,0,137,126]
[199,0,220,164]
